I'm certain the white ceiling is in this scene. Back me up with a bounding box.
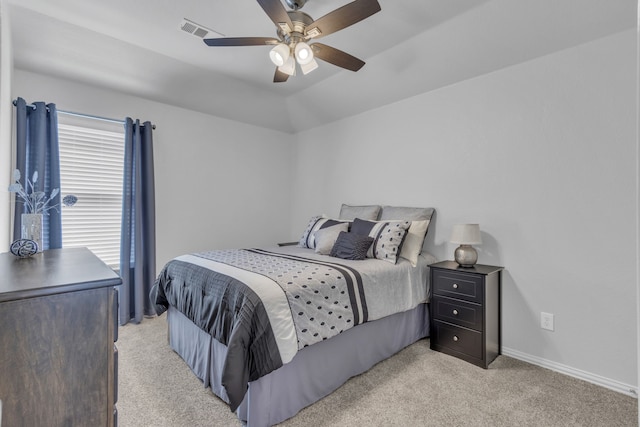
[7,0,636,133]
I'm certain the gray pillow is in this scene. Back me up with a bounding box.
[313,222,350,255]
[339,204,381,221]
[379,206,434,221]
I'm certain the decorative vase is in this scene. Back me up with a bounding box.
[21,213,43,253]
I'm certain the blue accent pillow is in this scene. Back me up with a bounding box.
[330,232,374,260]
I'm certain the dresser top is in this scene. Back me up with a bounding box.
[429,260,504,276]
[0,247,121,303]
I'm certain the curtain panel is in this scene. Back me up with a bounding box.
[119,118,156,325]
[12,97,62,250]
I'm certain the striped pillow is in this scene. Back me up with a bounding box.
[351,218,411,264]
[298,216,350,249]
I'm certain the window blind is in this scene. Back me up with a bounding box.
[58,113,125,269]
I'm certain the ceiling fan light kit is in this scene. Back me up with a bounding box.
[203,0,381,83]
[269,43,290,66]
[300,58,319,75]
[294,42,314,65]
[279,56,297,76]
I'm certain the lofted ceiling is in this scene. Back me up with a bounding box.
[7,0,636,133]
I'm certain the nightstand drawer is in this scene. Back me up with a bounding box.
[432,320,483,360]
[432,270,483,304]
[432,296,482,331]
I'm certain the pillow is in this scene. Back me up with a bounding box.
[330,232,374,260]
[379,206,435,266]
[379,206,435,222]
[400,220,430,266]
[350,218,411,264]
[313,222,349,255]
[339,204,381,221]
[298,216,350,249]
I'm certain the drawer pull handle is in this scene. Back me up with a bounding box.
[452,283,458,289]
[453,335,459,342]
[452,309,459,315]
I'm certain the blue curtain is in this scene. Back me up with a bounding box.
[12,97,62,249]
[120,118,156,325]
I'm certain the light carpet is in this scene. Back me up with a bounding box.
[117,315,637,427]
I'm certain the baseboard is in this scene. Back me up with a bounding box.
[501,347,638,398]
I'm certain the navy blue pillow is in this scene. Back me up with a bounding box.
[351,218,376,236]
[330,232,374,260]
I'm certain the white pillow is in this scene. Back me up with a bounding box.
[313,223,350,255]
[399,219,430,266]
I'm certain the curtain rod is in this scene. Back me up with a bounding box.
[12,99,156,130]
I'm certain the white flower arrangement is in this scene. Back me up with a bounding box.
[8,169,61,214]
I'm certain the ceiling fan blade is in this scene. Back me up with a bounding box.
[257,0,294,34]
[273,68,290,83]
[305,0,381,39]
[311,43,365,72]
[204,37,280,47]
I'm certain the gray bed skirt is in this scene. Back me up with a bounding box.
[167,303,430,427]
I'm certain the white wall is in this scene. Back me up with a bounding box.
[11,70,296,269]
[291,30,638,392]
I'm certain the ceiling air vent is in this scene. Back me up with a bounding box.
[180,18,224,39]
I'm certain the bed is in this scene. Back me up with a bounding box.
[151,205,435,427]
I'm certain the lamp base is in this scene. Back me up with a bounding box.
[454,244,478,267]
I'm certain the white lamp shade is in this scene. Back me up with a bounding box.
[269,44,290,67]
[300,58,318,75]
[294,42,314,65]
[278,56,296,76]
[450,224,482,245]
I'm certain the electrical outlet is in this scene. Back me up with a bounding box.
[541,312,554,331]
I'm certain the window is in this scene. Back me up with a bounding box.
[58,112,125,269]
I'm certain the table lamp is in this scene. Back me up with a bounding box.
[450,224,482,267]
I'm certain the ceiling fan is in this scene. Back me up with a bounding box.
[204,0,381,83]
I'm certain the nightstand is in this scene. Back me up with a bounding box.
[429,260,503,368]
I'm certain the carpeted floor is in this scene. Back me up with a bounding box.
[117,316,637,427]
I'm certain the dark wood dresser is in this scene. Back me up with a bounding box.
[0,247,121,426]
[429,260,503,368]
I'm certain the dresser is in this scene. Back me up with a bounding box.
[0,247,121,426]
[429,260,503,368]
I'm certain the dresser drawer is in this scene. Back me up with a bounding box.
[432,296,482,331]
[432,320,483,360]
[432,269,483,304]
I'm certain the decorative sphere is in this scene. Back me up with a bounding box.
[10,239,39,257]
[63,194,78,207]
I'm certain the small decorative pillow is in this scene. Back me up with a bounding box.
[330,232,374,260]
[313,222,350,255]
[298,216,350,249]
[351,218,411,264]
